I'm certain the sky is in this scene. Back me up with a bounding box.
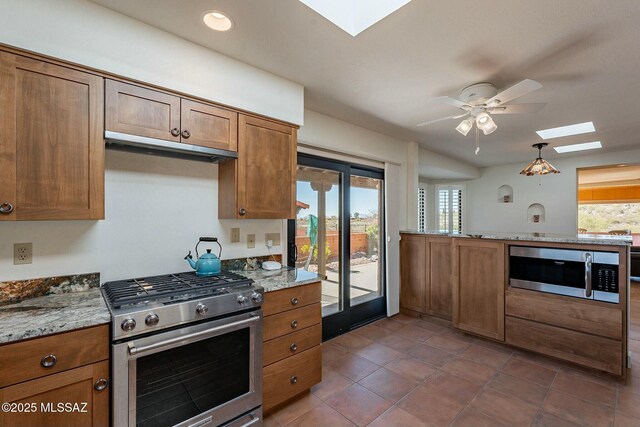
[296,181,379,218]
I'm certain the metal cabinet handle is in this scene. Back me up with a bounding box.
[0,202,14,214]
[41,354,57,368]
[290,376,298,384]
[239,208,246,216]
[291,297,298,306]
[181,130,191,139]
[291,320,298,329]
[290,343,297,352]
[94,378,109,391]
[585,252,593,297]
[170,128,180,137]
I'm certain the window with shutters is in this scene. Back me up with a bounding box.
[418,187,426,231]
[436,185,464,234]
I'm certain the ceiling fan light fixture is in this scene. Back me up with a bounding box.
[475,113,497,135]
[455,118,473,136]
[481,119,497,135]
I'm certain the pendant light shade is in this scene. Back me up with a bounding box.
[520,143,560,176]
[476,112,497,135]
[455,118,474,136]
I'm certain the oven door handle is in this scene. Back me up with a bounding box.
[585,252,593,298]
[128,315,259,357]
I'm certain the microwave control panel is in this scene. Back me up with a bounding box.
[595,266,618,294]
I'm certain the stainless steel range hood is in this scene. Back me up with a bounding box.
[105,131,238,163]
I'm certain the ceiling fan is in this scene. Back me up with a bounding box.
[417,79,545,136]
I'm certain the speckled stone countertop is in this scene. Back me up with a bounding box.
[0,273,111,345]
[400,230,632,246]
[233,267,320,293]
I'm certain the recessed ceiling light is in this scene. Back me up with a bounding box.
[203,10,233,32]
[553,141,602,154]
[536,121,595,140]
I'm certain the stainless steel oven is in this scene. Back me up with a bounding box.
[509,246,620,303]
[112,310,262,427]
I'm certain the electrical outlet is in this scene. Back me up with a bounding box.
[247,234,255,249]
[265,233,281,247]
[230,228,240,243]
[14,243,32,265]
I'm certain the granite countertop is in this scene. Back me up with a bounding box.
[0,273,111,345]
[234,267,320,293]
[400,230,632,246]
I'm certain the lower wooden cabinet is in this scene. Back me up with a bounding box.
[0,325,110,427]
[262,282,322,413]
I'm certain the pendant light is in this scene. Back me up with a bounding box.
[475,112,497,135]
[520,143,560,176]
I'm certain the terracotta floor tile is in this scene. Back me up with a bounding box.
[396,382,468,426]
[322,341,350,364]
[425,334,470,354]
[552,370,617,407]
[420,371,482,405]
[325,383,392,427]
[500,357,557,387]
[263,415,282,427]
[310,368,353,401]
[513,351,566,372]
[285,403,356,427]
[615,412,640,427]
[487,372,549,407]
[375,318,406,332]
[469,388,539,427]
[408,343,456,367]
[378,334,419,353]
[368,406,428,427]
[389,313,419,324]
[351,324,390,341]
[330,354,380,382]
[331,332,374,351]
[460,343,511,368]
[620,374,640,395]
[396,324,436,341]
[441,357,496,385]
[471,337,514,355]
[532,411,583,427]
[354,343,402,365]
[358,367,419,403]
[271,393,323,426]
[415,319,451,335]
[542,389,615,427]
[450,407,507,427]
[440,330,475,343]
[384,357,438,382]
[617,387,640,419]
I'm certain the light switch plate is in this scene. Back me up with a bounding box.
[14,243,32,265]
[265,233,281,247]
[230,228,240,243]
[247,234,255,249]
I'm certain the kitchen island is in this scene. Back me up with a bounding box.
[400,231,630,377]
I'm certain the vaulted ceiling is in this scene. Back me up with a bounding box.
[90,0,640,167]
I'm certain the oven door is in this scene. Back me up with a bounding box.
[112,310,262,427]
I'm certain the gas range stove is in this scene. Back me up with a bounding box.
[102,271,263,340]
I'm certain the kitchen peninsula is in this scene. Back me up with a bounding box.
[400,230,630,377]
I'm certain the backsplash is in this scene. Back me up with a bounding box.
[221,254,283,271]
[0,273,100,306]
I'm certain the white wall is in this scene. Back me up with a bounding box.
[0,0,303,125]
[419,148,480,181]
[465,148,640,234]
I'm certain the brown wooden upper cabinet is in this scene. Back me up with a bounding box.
[105,80,238,151]
[218,115,297,219]
[452,238,505,341]
[0,52,104,221]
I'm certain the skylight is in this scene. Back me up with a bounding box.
[536,121,595,140]
[299,0,412,37]
[554,141,602,154]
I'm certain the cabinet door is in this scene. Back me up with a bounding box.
[236,115,296,219]
[180,99,237,151]
[105,79,180,141]
[400,234,426,313]
[0,360,109,427]
[427,238,452,319]
[0,53,104,221]
[452,239,505,340]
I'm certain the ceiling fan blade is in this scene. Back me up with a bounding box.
[490,103,547,114]
[416,112,469,127]
[433,96,472,110]
[486,79,542,105]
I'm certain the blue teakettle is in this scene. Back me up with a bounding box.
[185,237,222,276]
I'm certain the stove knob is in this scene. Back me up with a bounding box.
[237,295,249,305]
[145,313,159,327]
[196,303,209,316]
[121,318,136,332]
[251,293,263,304]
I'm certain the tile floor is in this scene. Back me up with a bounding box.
[265,286,640,427]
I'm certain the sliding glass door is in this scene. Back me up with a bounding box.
[289,154,386,339]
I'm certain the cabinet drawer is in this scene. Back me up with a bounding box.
[263,303,321,341]
[264,324,322,366]
[263,282,321,316]
[263,345,322,412]
[506,289,622,340]
[0,325,109,387]
[506,316,622,376]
